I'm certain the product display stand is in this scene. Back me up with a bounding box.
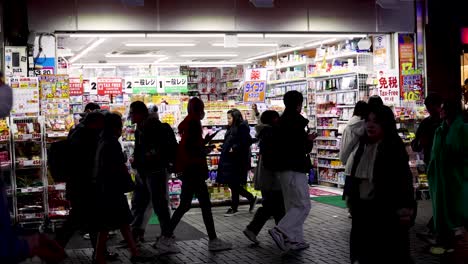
[11,116,47,230]
[1,117,14,221]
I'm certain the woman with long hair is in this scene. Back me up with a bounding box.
[217,109,257,217]
[345,105,415,264]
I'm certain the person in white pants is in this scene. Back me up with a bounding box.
[268,90,316,253]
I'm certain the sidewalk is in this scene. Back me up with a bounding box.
[22,200,445,264]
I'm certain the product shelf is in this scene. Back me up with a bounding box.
[316,156,340,160]
[314,52,371,63]
[316,114,340,118]
[317,126,339,130]
[266,61,308,70]
[267,78,308,85]
[317,165,345,170]
[316,89,358,95]
[315,137,338,141]
[316,146,340,150]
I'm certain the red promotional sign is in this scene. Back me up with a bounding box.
[69,78,83,96]
[97,77,123,95]
[462,28,468,44]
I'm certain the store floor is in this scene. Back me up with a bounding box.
[21,200,460,264]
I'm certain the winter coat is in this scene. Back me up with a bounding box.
[275,110,313,173]
[428,116,468,235]
[217,121,252,185]
[345,135,415,211]
[175,114,209,178]
[339,116,366,165]
[411,115,441,165]
[253,124,281,191]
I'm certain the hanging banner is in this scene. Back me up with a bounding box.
[398,33,415,72]
[69,77,83,96]
[97,77,123,95]
[130,77,159,94]
[377,70,400,106]
[160,76,188,93]
[245,68,267,81]
[243,81,266,103]
[401,69,424,102]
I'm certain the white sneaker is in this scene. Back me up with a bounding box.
[269,228,288,251]
[83,233,90,240]
[289,241,310,251]
[208,238,232,252]
[153,236,180,255]
[243,228,259,244]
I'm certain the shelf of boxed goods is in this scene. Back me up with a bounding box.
[266,61,309,71]
[315,89,359,96]
[314,52,371,63]
[267,78,308,85]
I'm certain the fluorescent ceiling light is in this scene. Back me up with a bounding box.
[59,53,75,57]
[189,65,238,68]
[105,54,166,58]
[212,43,278,47]
[246,46,304,61]
[126,43,196,47]
[69,33,146,38]
[154,57,169,63]
[69,38,106,63]
[236,34,264,38]
[305,38,338,47]
[179,54,238,57]
[147,33,224,38]
[72,61,250,67]
[265,34,367,38]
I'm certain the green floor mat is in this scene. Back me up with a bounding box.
[311,195,347,209]
[149,212,160,225]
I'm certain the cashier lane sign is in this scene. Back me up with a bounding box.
[97,77,123,95]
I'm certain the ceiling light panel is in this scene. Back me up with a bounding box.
[69,38,106,63]
[147,33,225,38]
[212,43,278,47]
[69,33,146,38]
[179,54,238,57]
[126,43,196,47]
[265,34,367,38]
[105,54,166,58]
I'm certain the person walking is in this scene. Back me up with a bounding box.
[128,101,178,254]
[345,104,415,264]
[269,91,316,253]
[411,93,442,239]
[244,110,285,244]
[340,101,368,218]
[427,100,468,255]
[217,109,257,217]
[92,113,148,264]
[167,97,232,252]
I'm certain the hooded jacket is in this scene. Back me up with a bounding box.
[175,114,208,176]
[340,116,366,165]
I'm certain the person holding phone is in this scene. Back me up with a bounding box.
[168,97,232,252]
[217,109,257,217]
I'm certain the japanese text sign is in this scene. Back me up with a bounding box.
[130,77,158,94]
[160,76,188,93]
[245,68,267,81]
[69,78,83,96]
[401,69,424,102]
[377,70,400,106]
[97,77,123,95]
[243,81,266,103]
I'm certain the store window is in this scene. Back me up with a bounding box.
[3,32,429,226]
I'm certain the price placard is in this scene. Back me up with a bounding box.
[160,76,188,93]
[97,77,123,95]
[34,67,54,76]
[243,81,266,103]
[19,160,41,167]
[69,77,84,96]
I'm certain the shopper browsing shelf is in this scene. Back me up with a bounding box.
[93,113,149,264]
[339,101,368,166]
[269,91,316,253]
[244,110,285,244]
[168,97,232,252]
[129,101,178,254]
[217,109,257,217]
[345,105,415,264]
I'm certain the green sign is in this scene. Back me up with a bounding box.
[130,77,158,94]
[161,76,188,93]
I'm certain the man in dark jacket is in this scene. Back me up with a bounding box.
[129,101,178,254]
[269,91,316,253]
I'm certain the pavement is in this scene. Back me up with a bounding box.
[21,199,465,264]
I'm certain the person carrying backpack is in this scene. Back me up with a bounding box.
[128,101,178,255]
